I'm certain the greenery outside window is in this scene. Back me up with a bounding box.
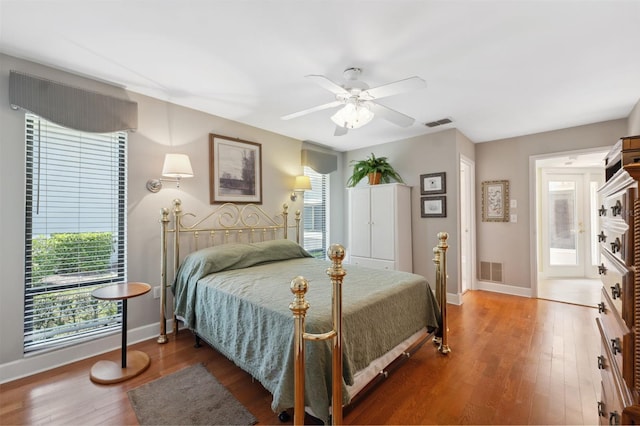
[24,114,127,353]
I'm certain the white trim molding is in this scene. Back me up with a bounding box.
[0,323,172,384]
[476,281,533,298]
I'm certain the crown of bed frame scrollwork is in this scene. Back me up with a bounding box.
[165,199,300,244]
[171,199,287,229]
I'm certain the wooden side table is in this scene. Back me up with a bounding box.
[90,282,151,384]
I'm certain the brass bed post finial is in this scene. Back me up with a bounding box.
[289,276,310,426]
[158,207,170,344]
[327,244,346,425]
[436,232,450,354]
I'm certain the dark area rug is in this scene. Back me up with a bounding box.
[127,363,258,425]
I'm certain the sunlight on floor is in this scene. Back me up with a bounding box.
[538,278,600,307]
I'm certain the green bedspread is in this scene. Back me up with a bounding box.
[172,240,439,424]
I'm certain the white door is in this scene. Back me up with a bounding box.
[541,169,602,278]
[460,157,475,292]
[370,185,395,260]
[349,188,371,258]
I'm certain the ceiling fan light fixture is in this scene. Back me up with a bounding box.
[330,102,374,129]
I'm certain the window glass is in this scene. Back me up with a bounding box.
[24,114,127,352]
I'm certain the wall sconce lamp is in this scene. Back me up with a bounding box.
[290,175,312,201]
[146,153,194,193]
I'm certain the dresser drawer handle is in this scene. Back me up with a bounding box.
[611,338,621,355]
[599,205,607,216]
[611,283,621,300]
[611,200,622,216]
[598,263,607,275]
[598,302,606,313]
[610,237,621,253]
[598,401,606,417]
[598,231,607,243]
[597,355,605,370]
[610,410,620,425]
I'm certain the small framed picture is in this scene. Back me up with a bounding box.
[421,196,446,218]
[482,180,509,222]
[420,172,446,195]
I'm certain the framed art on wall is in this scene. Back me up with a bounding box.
[421,196,446,218]
[209,134,262,204]
[420,172,446,195]
[482,180,509,222]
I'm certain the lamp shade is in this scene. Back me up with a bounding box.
[162,153,194,178]
[293,175,312,191]
[331,102,374,129]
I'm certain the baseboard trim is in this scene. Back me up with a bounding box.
[446,292,463,305]
[0,322,173,384]
[476,281,532,298]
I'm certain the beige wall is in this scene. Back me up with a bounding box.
[629,98,640,136]
[475,119,627,290]
[343,128,475,296]
[0,54,310,379]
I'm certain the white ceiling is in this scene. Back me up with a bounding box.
[1,1,639,152]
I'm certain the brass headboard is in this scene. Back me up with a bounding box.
[157,199,301,343]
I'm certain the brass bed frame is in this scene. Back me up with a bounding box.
[157,200,450,424]
[157,199,301,343]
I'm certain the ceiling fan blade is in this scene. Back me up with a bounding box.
[334,125,348,136]
[281,100,343,120]
[368,102,416,127]
[361,76,426,100]
[306,75,350,95]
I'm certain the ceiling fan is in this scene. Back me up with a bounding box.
[281,67,426,136]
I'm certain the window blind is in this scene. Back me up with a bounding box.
[302,166,328,259]
[24,114,127,352]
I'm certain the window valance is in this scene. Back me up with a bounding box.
[301,149,338,174]
[9,70,138,133]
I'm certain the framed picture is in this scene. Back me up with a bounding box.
[482,180,510,222]
[209,134,262,204]
[421,196,446,218]
[420,172,446,195]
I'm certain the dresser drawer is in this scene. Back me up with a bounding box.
[597,318,625,426]
[598,185,636,264]
[350,256,396,271]
[599,381,622,426]
[599,248,633,326]
[599,288,629,370]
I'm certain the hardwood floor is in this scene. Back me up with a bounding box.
[0,290,600,425]
[538,278,601,308]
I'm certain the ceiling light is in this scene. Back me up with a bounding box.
[330,101,374,129]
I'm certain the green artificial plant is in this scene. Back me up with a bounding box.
[346,152,404,187]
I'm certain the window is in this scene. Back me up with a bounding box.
[302,166,329,258]
[24,114,127,353]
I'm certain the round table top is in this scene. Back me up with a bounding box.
[91,282,151,301]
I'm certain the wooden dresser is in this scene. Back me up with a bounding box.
[597,135,640,425]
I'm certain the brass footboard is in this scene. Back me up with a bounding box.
[289,233,450,425]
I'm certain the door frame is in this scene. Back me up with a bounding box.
[459,155,476,295]
[529,147,609,297]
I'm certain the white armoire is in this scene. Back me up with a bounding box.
[347,183,412,272]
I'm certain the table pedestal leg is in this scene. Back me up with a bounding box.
[90,299,150,384]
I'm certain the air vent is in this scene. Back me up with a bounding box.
[479,261,504,283]
[425,118,453,128]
